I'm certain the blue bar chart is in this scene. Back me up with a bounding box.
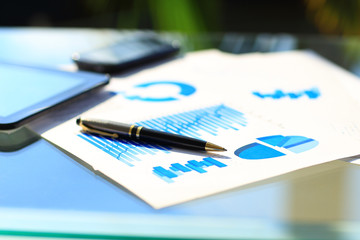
[78,134,171,167]
[153,157,227,183]
[252,87,320,99]
[78,104,247,167]
[136,104,247,138]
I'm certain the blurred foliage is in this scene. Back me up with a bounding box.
[7,0,360,36]
[147,0,206,33]
[304,0,360,35]
[303,0,360,74]
[82,0,219,33]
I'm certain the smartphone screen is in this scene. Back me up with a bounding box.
[72,36,180,73]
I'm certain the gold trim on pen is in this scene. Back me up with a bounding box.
[79,122,119,138]
[128,125,135,137]
[136,126,143,139]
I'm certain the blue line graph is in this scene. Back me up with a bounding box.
[252,87,320,99]
[153,157,227,183]
[78,104,247,167]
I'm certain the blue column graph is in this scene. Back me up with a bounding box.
[252,87,320,99]
[78,134,171,167]
[153,157,227,183]
[78,104,247,167]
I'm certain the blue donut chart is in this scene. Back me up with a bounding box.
[234,135,319,160]
[124,81,196,102]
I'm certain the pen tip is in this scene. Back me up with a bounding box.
[205,142,227,152]
[76,118,81,125]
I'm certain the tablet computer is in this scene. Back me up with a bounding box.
[0,62,110,130]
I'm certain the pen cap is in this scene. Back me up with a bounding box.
[77,118,133,138]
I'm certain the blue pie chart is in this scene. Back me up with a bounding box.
[234,135,319,160]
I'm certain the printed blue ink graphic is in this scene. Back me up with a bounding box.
[79,104,247,167]
[252,87,320,99]
[153,157,227,183]
[234,135,319,160]
[123,81,196,102]
[78,133,171,167]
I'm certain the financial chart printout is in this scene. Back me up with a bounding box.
[43,100,360,208]
[43,50,360,208]
[79,105,246,166]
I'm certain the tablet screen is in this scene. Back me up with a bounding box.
[0,65,83,117]
[0,63,109,129]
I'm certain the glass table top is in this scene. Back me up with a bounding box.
[2,28,360,239]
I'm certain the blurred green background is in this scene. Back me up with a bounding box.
[2,0,359,35]
[3,0,360,74]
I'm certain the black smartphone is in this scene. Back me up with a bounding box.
[72,35,180,73]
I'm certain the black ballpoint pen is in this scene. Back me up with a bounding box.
[76,118,227,152]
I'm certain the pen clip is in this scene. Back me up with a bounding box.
[79,122,119,138]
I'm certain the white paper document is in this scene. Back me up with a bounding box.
[43,50,360,208]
